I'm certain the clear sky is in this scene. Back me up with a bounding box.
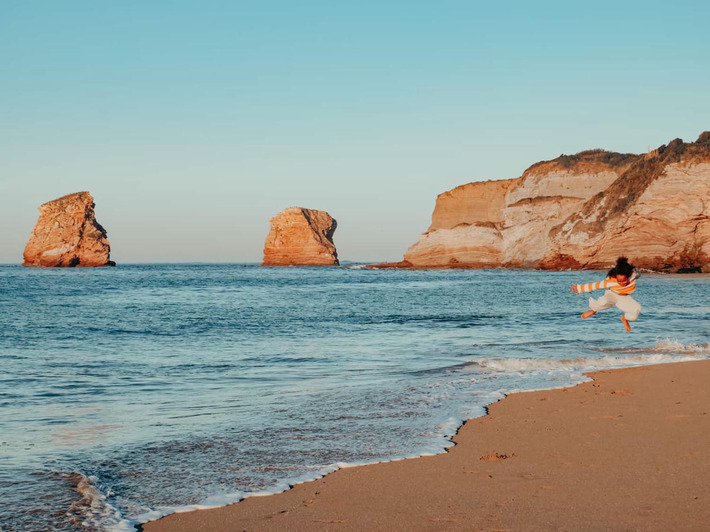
[1,1,708,263]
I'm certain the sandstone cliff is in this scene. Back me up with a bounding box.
[540,134,710,272]
[403,133,710,272]
[262,207,339,266]
[23,192,115,267]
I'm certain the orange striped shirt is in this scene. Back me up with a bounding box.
[576,271,638,295]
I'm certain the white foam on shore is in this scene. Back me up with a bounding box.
[67,473,125,531]
[111,415,468,531]
[596,338,710,355]
[473,340,708,374]
[113,461,405,530]
[474,353,699,373]
[114,339,708,532]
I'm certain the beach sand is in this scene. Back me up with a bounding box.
[142,360,710,532]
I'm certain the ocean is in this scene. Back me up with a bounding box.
[1,264,708,531]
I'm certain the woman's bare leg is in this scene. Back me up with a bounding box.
[621,315,631,332]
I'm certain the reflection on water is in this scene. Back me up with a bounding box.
[51,424,124,447]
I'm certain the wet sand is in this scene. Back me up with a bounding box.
[142,360,710,531]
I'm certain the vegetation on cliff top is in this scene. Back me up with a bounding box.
[524,149,640,177]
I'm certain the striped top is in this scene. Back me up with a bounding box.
[576,270,639,296]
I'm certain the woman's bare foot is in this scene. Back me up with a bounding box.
[581,310,596,319]
[621,315,631,332]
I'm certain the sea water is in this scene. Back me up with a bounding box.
[0,265,708,531]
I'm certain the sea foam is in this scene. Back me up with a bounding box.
[471,339,708,373]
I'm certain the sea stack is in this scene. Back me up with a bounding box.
[23,191,115,267]
[262,207,339,266]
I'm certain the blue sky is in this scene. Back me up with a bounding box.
[1,1,708,263]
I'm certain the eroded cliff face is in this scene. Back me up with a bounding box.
[404,133,710,272]
[405,151,638,268]
[262,207,339,266]
[403,179,517,267]
[23,192,115,267]
[541,135,710,272]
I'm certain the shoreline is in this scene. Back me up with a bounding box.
[3,262,709,276]
[141,359,710,531]
[363,261,710,276]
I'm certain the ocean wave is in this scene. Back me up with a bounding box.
[66,472,123,531]
[470,340,708,374]
[472,355,696,373]
[353,313,503,326]
[594,338,710,355]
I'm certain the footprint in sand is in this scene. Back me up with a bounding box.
[480,453,515,461]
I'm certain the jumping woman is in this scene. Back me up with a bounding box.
[570,256,642,333]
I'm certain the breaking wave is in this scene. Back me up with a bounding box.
[595,338,710,355]
[471,339,709,374]
[65,472,123,531]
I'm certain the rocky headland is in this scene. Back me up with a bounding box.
[395,132,710,272]
[262,207,339,266]
[23,191,115,268]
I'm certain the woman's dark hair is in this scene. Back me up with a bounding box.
[608,256,635,277]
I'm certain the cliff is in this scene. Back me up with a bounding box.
[23,192,115,267]
[262,207,339,266]
[403,133,710,272]
[540,134,710,271]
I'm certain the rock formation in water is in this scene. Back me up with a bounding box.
[401,132,710,272]
[23,191,115,267]
[262,207,339,266]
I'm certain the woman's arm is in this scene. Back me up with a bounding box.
[572,279,608,294]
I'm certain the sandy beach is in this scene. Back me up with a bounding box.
[141,359,710,532]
